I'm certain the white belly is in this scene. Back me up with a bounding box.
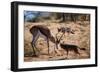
[38,30,47,40]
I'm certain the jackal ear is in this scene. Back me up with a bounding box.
[62,41,65,44]
[57,27,60,32]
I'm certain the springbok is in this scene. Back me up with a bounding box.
[30,25,57,56]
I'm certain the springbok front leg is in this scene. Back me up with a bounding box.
[47,38,50,55]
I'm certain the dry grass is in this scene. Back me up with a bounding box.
[24,21,90,62]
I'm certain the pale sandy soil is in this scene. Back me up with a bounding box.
[24,21,90,62]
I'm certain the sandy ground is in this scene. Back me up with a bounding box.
[24,21,90,62]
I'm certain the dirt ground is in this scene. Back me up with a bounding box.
[24,21,90,62]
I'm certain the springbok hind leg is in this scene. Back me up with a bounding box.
[31,38,38,57]
[31,42,37,57]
